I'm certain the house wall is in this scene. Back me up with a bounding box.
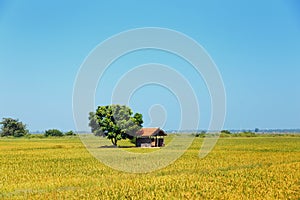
[158,138,164,147]
[136,137,165,147]
[136,137,152,147]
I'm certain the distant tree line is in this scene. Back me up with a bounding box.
[0,118,76,137]
[194,130,257,138]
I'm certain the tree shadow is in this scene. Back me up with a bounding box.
[98,145,136,148]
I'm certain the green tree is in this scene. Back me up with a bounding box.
[95,105,143,146]
[44,129,63,137]
[88,112,103,136]
[0,118,28,137]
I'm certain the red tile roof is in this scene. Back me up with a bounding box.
[136,128,167,137]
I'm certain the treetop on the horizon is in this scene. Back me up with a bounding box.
[0,118,28,137]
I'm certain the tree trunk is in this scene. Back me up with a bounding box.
[111,138,117,146]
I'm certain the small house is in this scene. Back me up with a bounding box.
[136,128,167,147]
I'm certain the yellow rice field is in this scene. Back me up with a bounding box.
[0,136,299,199]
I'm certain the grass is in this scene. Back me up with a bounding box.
[0,136,299,199]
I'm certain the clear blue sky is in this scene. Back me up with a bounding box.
[0,0,299,131]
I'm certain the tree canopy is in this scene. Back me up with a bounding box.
[92,105,143,146]
[88,112,103,136]
[0,118,28,137]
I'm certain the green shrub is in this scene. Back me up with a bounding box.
[44,129,63,137]
[194,131,207,138]
[65,130,76,136]
[195,133,206,138]
[221,130,231,134]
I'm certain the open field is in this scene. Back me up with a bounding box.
[0,136,299,199]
